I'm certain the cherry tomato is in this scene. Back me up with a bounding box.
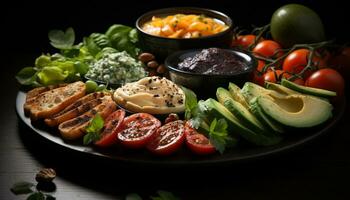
[263,70,290,84]
[147,120,185,155]
[184,122,216,155]
[233,34,263,49]
[305,68,345,96]
[282,49,326,77]
[253,40,283,58]
[95,109,125,147]
[118,113,161,149]
[252,60,267,86]
[292,78,305,85]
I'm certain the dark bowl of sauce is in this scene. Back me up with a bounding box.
[165,48,257,97]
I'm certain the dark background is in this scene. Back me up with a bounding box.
[1,0,350,199]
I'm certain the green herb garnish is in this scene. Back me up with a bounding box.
[83,114,104,145]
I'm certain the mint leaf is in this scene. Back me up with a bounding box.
[126,193,143,200]
[83,114,104,145]
[83,36,101,57]
[10,181,34,195]
[27,192,45,200]
[181,86,198,120]
[151,190,179,200]
[49,27,75,50]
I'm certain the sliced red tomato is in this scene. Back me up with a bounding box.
[184,122,216,155]
[95,109,125,147]
[147,120,185,155]
[118,113,161,149]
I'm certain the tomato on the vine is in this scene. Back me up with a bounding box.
[253,40,283,58]
[282,48,326,77]
[305,68,345,96]
[263,70,289,84]
[252,60,267,86]
[184,121,216,155]
[233,34,263,49]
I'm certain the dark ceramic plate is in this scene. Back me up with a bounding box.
[16,91,345,166]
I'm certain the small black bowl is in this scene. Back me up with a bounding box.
[164,48,257,98]
[136,7,234,59]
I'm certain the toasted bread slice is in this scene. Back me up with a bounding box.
[26,81,86,121]
[24,84,67,116]
[59,96,117,140]
[44,92,109,127]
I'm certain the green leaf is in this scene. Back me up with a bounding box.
[181,87,198,120]
[208,118,230,154]
[49,27,75,50]
[83,132,101,145]
[35,54,51,68]
[15,67,38,85]
[126,193,143,200]
[83,37,101,57]
[37,66,68,85]
[10,181,34,195]
[83,114,104,145]
[151,190,179,200]
[128,29,138,43]
[27,192,45,200]
[74,61,89,75]
[105,24,132,39]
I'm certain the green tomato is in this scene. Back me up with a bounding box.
[270,4,326,48]
[85,80,98,93]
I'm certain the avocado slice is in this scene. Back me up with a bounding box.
[241,82,286,104]
[250,97,285,133]
[256,94,333,128]
[228,82,250,109]
[265,81,301,95]
[204,98,282,146]
[216,87,267,134]
[281,79,336,98]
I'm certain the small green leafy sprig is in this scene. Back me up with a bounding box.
[11,181,55,200]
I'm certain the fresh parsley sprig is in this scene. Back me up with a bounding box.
[83,114,104,145]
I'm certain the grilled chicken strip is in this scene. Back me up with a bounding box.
[59,96,117,140]
[44,92,108,127]
[25,81,86,121]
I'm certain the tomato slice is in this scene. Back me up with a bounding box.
[185,122,216,155]
[118,113,161,149]
[95,109,125,147]
[147,120,185,155]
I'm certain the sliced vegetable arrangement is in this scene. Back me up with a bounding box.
[17,3,347,158]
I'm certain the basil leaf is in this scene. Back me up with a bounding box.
[15,67,38,85]
[10,181,34,195]
[126,193,143,200]
[27,192,45,200]
[128,29,138,43]
[49,27,75,50]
